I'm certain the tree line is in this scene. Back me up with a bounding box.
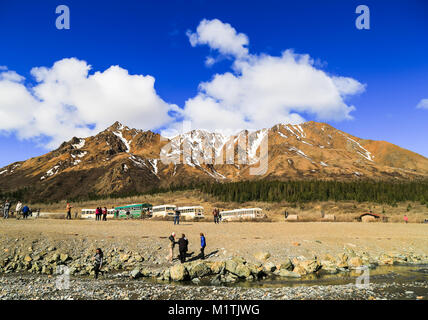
[198,180,428,205]
[2,180,428,206]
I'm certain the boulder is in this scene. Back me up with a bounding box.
[225,260,238,274]
[188,262,211,279]
[279,258,293,271]
[170,264,189,281]
[210,261,225,274]
[47,253,60,263]
[60,253,70,263]
[294,259,321,275]
[232,256,247,264]
[254,252,271,262]
[24,255,32,263]
[263,262,276,273]
[119,253,130,262]
[235,264,251,278]
[348,257,363,268]
[247,263,264,278]
[130,268,142,279]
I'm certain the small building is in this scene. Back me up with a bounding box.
[359,212,381,223]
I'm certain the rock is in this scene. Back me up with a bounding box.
[263,262,276,273]
[140,268,151,277]
[47,253,60,263]
[119,253,130,262]
[192,278,201,284]
[223,273,238,283]
[320,260,338,274]
[130,268,142,279]
[379,255,394,265]
[247,263,264,278]
[134,254,144,262]
[24,255,32,263]
[47,246,56,252]
[337,253,349,268]
[279,258,293,271]
[232,256,247,264]
[225,260,238,274]
[235,264,251,278]
[60,254,70,263]
[170,264,189,281]
[254,252,270,262]
[348,257,363,268]
[210,261,225,274]
[211,274,222,285]
[278,269,301,278]
[294,259,321,275]
[188,262,211,279]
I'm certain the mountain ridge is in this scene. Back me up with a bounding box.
[1,121,427,202]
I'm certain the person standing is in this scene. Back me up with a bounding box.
[15,200,22,218]
[178,234,188,263]
[102,207,107,221]
[174,208,181,225]
[22,205,29,219]
[92,248,104,279]
[66,202,72,220]
[167,232,177,263]
[200,233,206,260]
[3,200,10,219]
[403,215,409,224]
[212,208,218,224]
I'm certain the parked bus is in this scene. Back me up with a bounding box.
[177,206,205,219]
[220,208,264,221]
[114,203,152,219]
[80,208,115,219]
[152,204,176,218]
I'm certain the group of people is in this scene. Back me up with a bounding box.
[168,232,206,263]
[1,199,34,219]
[212,208,222,224]
[95,207,108,221]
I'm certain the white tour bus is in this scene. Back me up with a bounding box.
[220,208,264,221]
[177,206,205,219]
[152,204,177,218]
[80,208,115,219]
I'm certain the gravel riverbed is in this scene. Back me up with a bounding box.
[1,271,427,300]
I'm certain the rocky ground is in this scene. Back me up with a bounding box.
[0,272,427,300]
[0,219,427,300]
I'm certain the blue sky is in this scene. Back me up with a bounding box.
[0,0,427,167]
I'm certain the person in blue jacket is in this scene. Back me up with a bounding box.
[22,205,30,219]
[200,233,206,260]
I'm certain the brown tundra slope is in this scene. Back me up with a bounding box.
[0,121,427,201]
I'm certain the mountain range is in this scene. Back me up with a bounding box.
[1,121,427,201]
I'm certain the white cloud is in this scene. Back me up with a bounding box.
[416,98,428,109]
[178,19,366,134]
[187,19,249,60]
[0,58,178,148]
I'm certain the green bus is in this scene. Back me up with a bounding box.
[114,203,152,219]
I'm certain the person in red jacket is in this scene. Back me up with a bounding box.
[102,207,107,221]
